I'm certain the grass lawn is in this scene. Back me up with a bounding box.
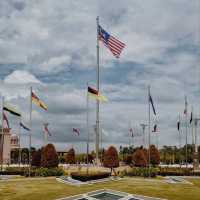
[0,177,200,200]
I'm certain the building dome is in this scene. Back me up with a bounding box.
[11,134,19,147]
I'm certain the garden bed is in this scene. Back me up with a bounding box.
[71,171,110,182]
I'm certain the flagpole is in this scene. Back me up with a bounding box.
[191,106,194,148]
[44,124,48,146]
[18,117,21,166]
[96,16,100,165]
[128,122,131,147]
[148,85,151,177]
[178,114,181,167]
[140,124,147,148]
[156,132,158,150]
[29,87,32,177]
[132,126,134,148]
[185,96,188,168]
[1,96,4,171]
[86,82,89,174]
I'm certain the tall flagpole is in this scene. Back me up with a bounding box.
[96,16,100,165]
[44,124,48,146]
[148,85,151,177]
[29,87,32,176]
[178,114,181,167]
[18,117,21,166]
[1,96,4,171]
[128,122,131,147]
[191,106,194,148]
[86,82,89,173]
[185,96,188,168]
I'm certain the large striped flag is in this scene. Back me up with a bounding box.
[88,86,108,102]
[32,91,48,111]
[98,25,125,58]
[3,104,21,117]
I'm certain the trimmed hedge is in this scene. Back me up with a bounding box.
[0,167,64,177]
[71,172,110,182]
[158,167,193,176]
[0,167,28,176]
[33,167,64,177]
[125,167,158,178]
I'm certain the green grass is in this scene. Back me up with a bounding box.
[0,177,200,200]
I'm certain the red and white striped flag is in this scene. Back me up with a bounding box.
[98,25,125,58]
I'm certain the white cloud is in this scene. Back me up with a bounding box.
[0,0,199,151]
[4,70,41,84]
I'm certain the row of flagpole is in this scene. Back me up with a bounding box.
[0,87,50,175]
[1,16,198,172]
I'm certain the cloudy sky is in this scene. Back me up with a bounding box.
[0,0,200,152]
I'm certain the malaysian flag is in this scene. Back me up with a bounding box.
[98,25,125,58]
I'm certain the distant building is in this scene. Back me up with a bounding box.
[0,127,19,165]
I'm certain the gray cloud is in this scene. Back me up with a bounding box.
[0,0,199,151]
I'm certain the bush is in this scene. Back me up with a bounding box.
[41,144,59,168]
[158,167,192,176]
[0,167,28,176]
[71,172,110,182]
[34,167,64,177]
[126,167,158,178]
[123,154,133,165]
[0,166,64,177]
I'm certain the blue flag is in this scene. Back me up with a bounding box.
[20,122,30,131]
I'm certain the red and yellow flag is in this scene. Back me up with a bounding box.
[32,91,48,111]
[88,86,108,102]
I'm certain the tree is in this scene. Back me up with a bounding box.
[124,154,133,165]
[133,148,147,167]
[87,154,94,163]
[148,145,160,166]
[31,148,42,167]
[103,146,119,174]
[65,148,75,164]
[41,144,59,168]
